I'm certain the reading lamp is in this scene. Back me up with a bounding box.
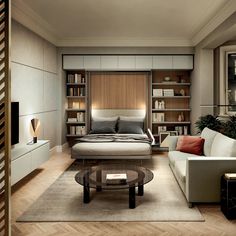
[30,118,40,143]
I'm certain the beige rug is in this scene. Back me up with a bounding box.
[17,156,204,222]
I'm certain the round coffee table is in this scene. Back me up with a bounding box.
[75,164,154,209]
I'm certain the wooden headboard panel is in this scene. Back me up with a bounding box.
[90,72,149,110]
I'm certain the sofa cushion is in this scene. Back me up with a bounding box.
[201,127,218,156]
[211,133,236,157]
[168,151,199,167]
[176,136,205,155]
[175,160,186,183]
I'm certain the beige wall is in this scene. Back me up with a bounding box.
[190,47,214,134]
[11,20,59,149]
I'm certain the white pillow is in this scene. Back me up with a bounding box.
[211,133,236,157]
[201,127,218,156]
[119,116,144,122]
[92,116,118,122]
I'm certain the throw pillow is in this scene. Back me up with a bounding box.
[117,120,144,134]
[90,121,116,134]
[210,133,236,157]
[200,127,218,156]
[176,136,205,155]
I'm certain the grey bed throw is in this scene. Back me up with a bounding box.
[77,134,151,144]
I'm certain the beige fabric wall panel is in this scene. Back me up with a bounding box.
[12,21,44,69]
[12,20,59,148]
[91,72,148,109]
[43,40,58,73]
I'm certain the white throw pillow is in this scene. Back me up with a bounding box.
[211,133,236,157]
[201,127,218,156]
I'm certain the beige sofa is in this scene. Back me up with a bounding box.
[168,127,236,207]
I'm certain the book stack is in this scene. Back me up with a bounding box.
[67,74,85,84]
[70,126,76,135]
[152,113,165,122]
[74,74,81,83]
[153,89,163,96]
[75,126,86,135]
[163,89,174,97]
[67,87,86,96]
[106,173,127,185]
[77,112,85,122]
[68,118,77,122]
[158,126,167,133]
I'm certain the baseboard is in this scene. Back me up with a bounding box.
[50,142,68,155]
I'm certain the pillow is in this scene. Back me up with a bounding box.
[119,116,144,122]
[210,133,236,157]
[117,120,143,134]
[90,121,116,134]
[176,136,205,155]
[200,127,218,156]
[92,116,118,122]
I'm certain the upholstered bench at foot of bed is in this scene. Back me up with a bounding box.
[71,142,152,160]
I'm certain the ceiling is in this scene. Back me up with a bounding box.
[12,0,234,47]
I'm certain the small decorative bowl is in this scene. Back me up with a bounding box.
[164,76,171,82]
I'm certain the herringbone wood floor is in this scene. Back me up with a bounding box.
[11,151,236,236]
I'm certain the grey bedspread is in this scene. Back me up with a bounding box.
[77,134,151,144]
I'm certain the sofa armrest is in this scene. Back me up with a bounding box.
[186,157,236,203]
[168,136,179,151]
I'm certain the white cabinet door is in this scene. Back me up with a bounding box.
[11,152,32,185]
[31,143,50,171]
[135,56,152,69]
[63,55,84,69]
[118,56,136,69]
[173,55,193,69]
[101,56,118,69]
[153,56,173,69]
[84,56,101,69]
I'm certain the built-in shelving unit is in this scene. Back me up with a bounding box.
[151,70,191,140]
[65,70,88,146]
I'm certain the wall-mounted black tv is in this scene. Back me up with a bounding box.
[0,102,19,146]
[11,102,19,145]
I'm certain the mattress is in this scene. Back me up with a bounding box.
[71,134,151,159]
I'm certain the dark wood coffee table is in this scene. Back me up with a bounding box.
[75,164,154,209]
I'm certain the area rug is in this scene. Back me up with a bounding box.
[17,157,204,222]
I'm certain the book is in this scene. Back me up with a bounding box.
[68,118,77,122]
[225,173,236,179]
[163,89,174,96]
[106,173,127,185]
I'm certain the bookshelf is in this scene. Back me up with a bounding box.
[151,70,191,142]
[65,70,88,146]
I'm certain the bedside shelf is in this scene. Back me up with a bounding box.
[65,69,88,146]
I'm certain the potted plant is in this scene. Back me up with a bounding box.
[195,115,222,133]
[223,115,236,139]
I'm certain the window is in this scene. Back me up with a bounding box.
[227,53,236,112]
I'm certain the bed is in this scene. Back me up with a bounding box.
[71,109,152,160]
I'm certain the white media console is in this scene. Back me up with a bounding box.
[11,140,50,185]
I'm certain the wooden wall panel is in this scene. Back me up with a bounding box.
[90,72,148,109]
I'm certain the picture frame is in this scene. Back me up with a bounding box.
[159,131,178,148]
